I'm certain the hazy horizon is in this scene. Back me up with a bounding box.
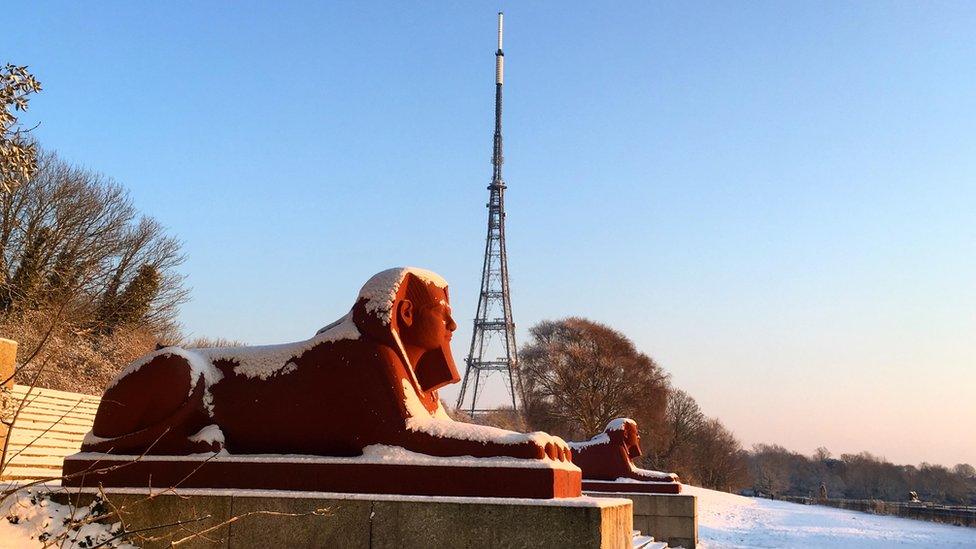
[5,2,973,467]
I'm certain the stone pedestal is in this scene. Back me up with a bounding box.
[63,453,582,499]
[585,491,697,549]
[583,479,681,494]
[0,338,17,468]
[0,339,14,389]
[54,489,634,549]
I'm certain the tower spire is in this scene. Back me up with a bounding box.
[456,12,521,416]
[492,12,505,184]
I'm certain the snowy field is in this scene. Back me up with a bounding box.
[688,485,976,548]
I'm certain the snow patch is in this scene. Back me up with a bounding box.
[188,424,225,446]
[358,444,577,470]
[601,474,678,485]
[632,467,679,481]
[106,346,223,416]
[399,381,574,468]
[105,312,361,410]
[108,346,222,392]
[60,486,626,508]
[632,467,678,481]
[568,418,634,451]
[567,433,610,450]
[82,431,113,447]
[202,312,360,380]
[357,267,449,325]
[65,448,579,471]
[605,418,635,431]
[0,489,137,548]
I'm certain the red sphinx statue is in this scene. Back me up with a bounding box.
[64,268,579,498]
[569,418,682,494]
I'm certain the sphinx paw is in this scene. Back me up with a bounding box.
[538,435,572,462]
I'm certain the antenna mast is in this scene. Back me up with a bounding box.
[456,12,521,415]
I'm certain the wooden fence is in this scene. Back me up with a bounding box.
[781,495,976,528]
[1,384,100,482]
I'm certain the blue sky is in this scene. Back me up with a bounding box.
[5,2,974,466]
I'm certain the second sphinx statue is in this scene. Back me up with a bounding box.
[570,418,679,484]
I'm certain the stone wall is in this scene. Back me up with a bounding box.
[54,490,634,548]
[586,491,697,548]
[0,383,99,481]
[0,338,17,465]
[0,339,14,389]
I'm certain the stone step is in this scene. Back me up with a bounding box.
[15,410,97,426]
[0,465,63,481]
[633,533,667,548]
[591,490,697,548]
[4,453,65,468]
[5,443,80,457]
[2,384,98,482]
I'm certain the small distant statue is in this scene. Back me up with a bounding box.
[819,481,828,501]
[82,267,571,462]
[568,418,679,484]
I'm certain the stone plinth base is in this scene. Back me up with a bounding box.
[0,339,15,466]
[63,452,582,499]
[583,479,682,494]
[54,489,633,549]
[0,339,15,389]
[585,491,697,549]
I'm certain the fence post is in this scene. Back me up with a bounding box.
[0,338,15,389]
[1,338,17,468]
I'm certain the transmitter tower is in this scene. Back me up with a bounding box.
[456,13,520,415]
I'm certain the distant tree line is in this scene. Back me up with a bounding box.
[749,444,976,505]
[486,316,973,500]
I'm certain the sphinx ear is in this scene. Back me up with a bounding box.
[397,299,414,327]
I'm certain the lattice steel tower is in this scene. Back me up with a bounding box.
[456,12,520,415]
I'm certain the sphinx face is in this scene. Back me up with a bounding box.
[396,282,460,393]
[625,422,642,459]
[402,286,458,351]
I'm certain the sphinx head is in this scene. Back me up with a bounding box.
[392,273,459,392]
[606,418,642,460]
[352,268,461,395]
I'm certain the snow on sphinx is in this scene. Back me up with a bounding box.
[80,267,572,462]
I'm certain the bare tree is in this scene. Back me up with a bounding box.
[953,463,976,480]
[691,418,750,491]
[748,444,797,496]
[0,149,188,392]
[654,388,704,464]
[518,317,670,445]
[470,406,527,432]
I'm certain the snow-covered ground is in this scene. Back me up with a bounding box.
[688,485,976,548]
[1,487,135,549]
